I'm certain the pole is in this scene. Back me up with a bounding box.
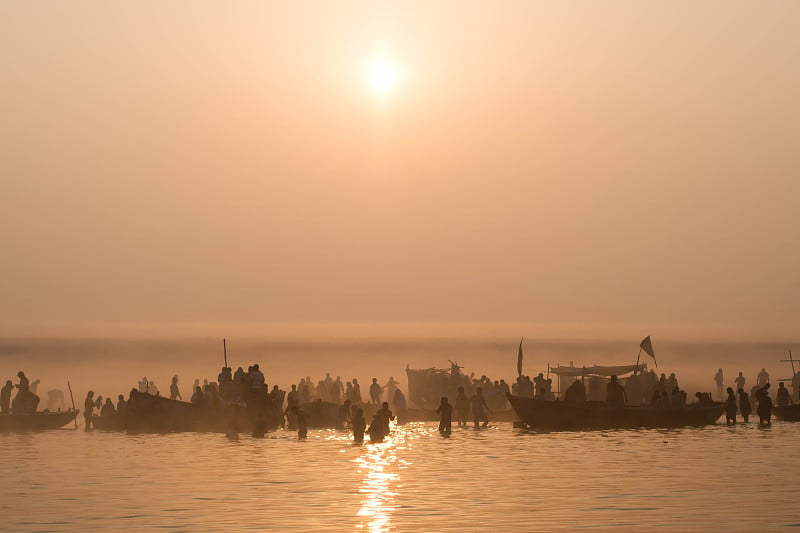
[790,350,796,376]
[223,338,228,369]
[67,381,77,428]
[634,348,642,375]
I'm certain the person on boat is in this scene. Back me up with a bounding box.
[84,391,96,429]
[369,378,382,405]
[667,373,679,394]
[344,381,354,403]
[101,397,115,418]
[776,381,792,407]
[452,386,468,427]
[757,384,773,426]
[384,377,399,409]
[670,387,686,409]
[393,388,407,413]
[299,379,311,404]
[287,384,299,409]
[1,380,13,414]
[250,364,265,396]
[656,391,670,410]
[170,376,182,401]
[734,372,746,394]
[376,402,395,434]
[606,375,627,408]
[352,378,363,404]
[191,386,205,406]
[714,368,724,400]
[116,394,127,417]
[757,368,770,388]
[352,407,367,444]
[332,376,344,404]
[725,387,737,424]
[436,397,453,435]
[564,380,587,403]
[650,389,661,407]
[657,373,668,394]
[738,388,751,422]
[138,377,149,393]
[471,387,491,428]
[337,399,352,429]
[17,371,30,394]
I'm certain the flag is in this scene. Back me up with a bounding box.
[517,337,524,377]
[640,335,657,367]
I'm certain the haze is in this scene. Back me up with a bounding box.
[1,1,798,341]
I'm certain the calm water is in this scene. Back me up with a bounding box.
[1,421,798,531]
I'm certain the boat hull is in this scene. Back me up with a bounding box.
[507,394,724,430]
[0,410,79,432]
[774,404,800,422]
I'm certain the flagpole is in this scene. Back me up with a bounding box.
[634,348,642,375]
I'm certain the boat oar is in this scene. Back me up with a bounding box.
[67,381,78,428]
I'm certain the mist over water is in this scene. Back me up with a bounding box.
[1,337,794,404]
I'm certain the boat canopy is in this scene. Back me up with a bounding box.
[549,364,645,377]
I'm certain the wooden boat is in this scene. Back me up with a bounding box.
[773,404,800,422]
[0,409,79,432]
[95,391,281,433]
[507,394,724,430]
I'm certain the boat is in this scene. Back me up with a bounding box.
[507,394,725,430]
[0,409,79,432]
[773,404,800,422]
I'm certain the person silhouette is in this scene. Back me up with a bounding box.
[725,387,737,425]
[471,388,491,428]
[0,380,13,414]
[436,396,453,435]
[776,382,792,407]
[734,372,746,394]
[352,407,366,444]
[757,368,770,388]
[369,378,382,405]
[84,391,96,430]
[455,386,469,427]
[757,384,773,426]
[714,368,724,400]
[738,389,751,422]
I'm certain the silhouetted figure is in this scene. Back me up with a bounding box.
[436,397,452,435]
[776,382,792,407]
[101,397,115,418]
[650,389,661,407]
[734,372,746,395]
[369,378,382,405]
[384,377,399,408]
[655,391,670,410]
[695,392,713,407]
[332,376,344,404]
[0,380,12,414]
[738,389,751,422]
[295,407,308,439]
[117,394,127,417]
[757,384,773,426]
[170,375,182,400]
[471,388,490,428]
[352,379,363,404]
[191,386,205,406]
[606,375,627,408]
[368,414,385,442]
[725,387,737,425]
[376,402,394,434]
[392,388,406,412]
[671,387,686,409]
[564,380,587,403]
[250,364,265,396]
[454,386,469,427]
[352,407,366,444]
[84,391,95,429]
[714,368,724,400]
[757,368,770,388]
[337,399,352,429]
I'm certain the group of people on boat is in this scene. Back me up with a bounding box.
[1,372,41,415]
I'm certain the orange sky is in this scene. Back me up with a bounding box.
[1,2,798,340]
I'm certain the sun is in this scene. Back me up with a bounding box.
[368,59,397,93]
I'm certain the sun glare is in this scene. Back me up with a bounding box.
[369,60,397,94]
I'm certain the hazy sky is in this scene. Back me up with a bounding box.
[1,1,798,339]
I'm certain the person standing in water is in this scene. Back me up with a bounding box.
[295,406,308,439]
[352,407,366,444]
[84,391,96,430]
[757,384,773,427]
[725,387,737,425]
[369,378,382,405]
[454,386,469,427]
[471,387,491,428]
[734,372,746,395]
[0,380,13,414]
[436,397,453,435]
[738,389,751,422]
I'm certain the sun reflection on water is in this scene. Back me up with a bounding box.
[354,425,410,532]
